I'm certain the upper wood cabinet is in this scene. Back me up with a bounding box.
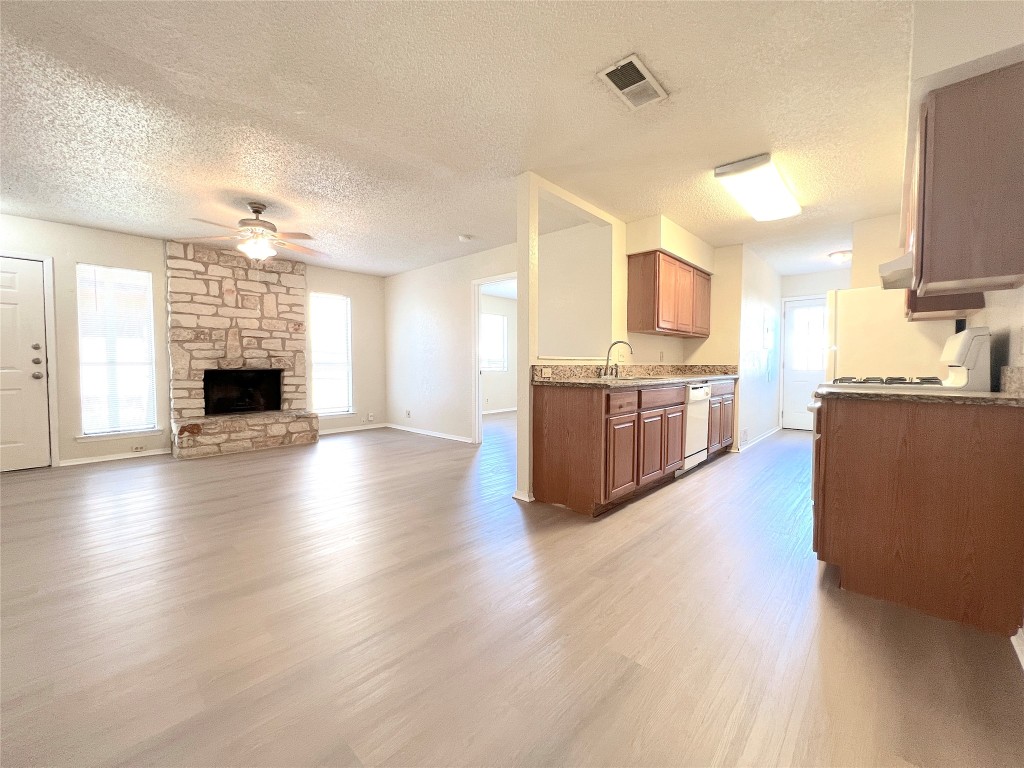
[904,288,984,321]
[908,62,1024,296]
[628,250,711,338]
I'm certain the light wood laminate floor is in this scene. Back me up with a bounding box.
[3,414,1023,767]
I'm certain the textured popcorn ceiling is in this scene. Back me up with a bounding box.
[0,1,912,275]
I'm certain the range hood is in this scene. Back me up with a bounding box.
[878,252,914,290]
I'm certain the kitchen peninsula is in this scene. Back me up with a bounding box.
[532,365,738,517]
[811,386,1024,635]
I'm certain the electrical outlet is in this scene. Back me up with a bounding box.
[617,351,625,362]
[405,409,411,418]
[741,429,749,443]
[368,412,374,422]
[541,367,552,378]
[485,398,489,404]
[131,445,145,453]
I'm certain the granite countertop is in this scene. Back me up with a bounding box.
[533,374,739,389]
[814,385,1024,407]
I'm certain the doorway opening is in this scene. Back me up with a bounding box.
[473,274,517,446]
[781,296,828,430]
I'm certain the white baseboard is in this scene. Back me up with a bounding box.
[385,424,474,443]
[739,426,781,450]
[483,407,517,415]
[59,448,171,466]
[319,423,387,436]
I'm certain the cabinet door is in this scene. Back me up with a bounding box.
[605,413,638,502]
[919,62,1024,294]
[691,270,711,336]
[663,405,685,473]
[708,397,722,453]
[674,262,694,334]
[657,253,678,331]
[638,408,666,486]
[721,396,734,447]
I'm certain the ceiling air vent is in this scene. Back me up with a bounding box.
[598,54,668,110]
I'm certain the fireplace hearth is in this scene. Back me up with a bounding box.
[204,369,283,415]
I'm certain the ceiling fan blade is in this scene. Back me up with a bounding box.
[275,240,328,258]
[276,232,313,240]
[190,218,238,231]
[176,235,242,243]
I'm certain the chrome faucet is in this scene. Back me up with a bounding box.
[603,340,633,378]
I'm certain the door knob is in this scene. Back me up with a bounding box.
[31,343,41,350]
[32,372,44,379]
[32,357,42,365]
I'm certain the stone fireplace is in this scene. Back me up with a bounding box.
[166,242,319,458]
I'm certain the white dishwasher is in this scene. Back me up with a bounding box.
[682,383,711,471]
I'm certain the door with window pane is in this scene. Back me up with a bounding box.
[782,297,827,430]
[309,293,353,414]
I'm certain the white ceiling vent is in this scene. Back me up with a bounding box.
[598,54,668,110]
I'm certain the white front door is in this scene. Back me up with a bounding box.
[782,297,827,431]
[1,257,52,470]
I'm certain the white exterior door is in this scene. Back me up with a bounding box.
[1,257,51,470]
[782,297,827,431]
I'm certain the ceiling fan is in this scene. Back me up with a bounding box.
[177,202,326,261]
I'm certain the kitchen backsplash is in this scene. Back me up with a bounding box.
[531,364,738,381]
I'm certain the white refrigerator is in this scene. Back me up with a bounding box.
[825,287,954,381]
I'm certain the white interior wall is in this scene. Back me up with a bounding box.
[851,214,902,289]
[737,247,782,445]
[305,265,387,433]
[384,243,516,441]
[0,213,171,463]
[537,223,612,359]
[480,294,517,413]
[782,269,851,297]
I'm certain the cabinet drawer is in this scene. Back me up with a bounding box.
[639,386,685,409]
[606,390,639,415]
[710,380,735,397]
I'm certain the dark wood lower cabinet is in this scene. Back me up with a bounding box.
[533,379,737,517]
[708,397,722,452]
[663,405,685,473]
[721,396,734,448]
[637,408,666,486]
[813,394,1024,635]
[606,413,638,502]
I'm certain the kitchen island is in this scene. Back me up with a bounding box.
[532,367,738,517]
[811,386,1024,635]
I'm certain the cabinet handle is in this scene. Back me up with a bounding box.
[32,372,44,379]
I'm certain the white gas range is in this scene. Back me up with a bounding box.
[824,327,992,394]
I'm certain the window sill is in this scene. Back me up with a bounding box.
[75,427,164,443]
[314,410,356,417]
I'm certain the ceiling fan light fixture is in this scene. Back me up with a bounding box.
[238,235,276,261]
[714,153,802,222]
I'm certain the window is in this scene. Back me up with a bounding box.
[76,264,157,435]
[309,292,353,414]
[479,313,508,372]
[788,304,828,371]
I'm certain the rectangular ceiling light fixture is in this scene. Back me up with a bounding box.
[714,153,801,221]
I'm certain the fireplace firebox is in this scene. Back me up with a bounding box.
[204,369,283,415]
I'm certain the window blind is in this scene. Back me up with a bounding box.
[309,292,353,414]
[76,264,157,435]
[479,313,507,371]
